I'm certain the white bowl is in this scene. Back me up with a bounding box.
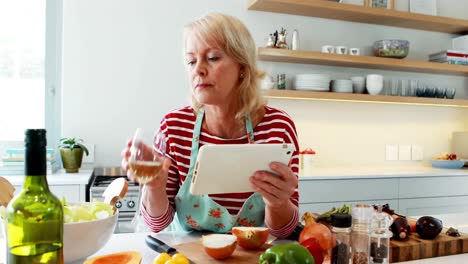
[64,208,118,263]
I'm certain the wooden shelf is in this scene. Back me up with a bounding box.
[248,0,468,34]
[263,89,468,108]
[258,48,468,76]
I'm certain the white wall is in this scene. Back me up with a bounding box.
[62,0,468,167]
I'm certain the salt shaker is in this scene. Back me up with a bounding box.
[292,29,299,50]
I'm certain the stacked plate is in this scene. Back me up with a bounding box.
[294,74,331,91]
[331,79,353,93]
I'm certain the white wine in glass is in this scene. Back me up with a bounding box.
[128,128,166,184]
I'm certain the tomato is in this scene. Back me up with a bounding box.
[299,223,332,252]
[301,237,325,264]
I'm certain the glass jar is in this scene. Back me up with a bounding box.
[331,213,352,264]
[351,204,373,264]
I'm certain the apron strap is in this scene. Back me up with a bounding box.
[245,114,255,144]
[188,108,205,176]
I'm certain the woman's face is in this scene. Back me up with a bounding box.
[185,32,242,107]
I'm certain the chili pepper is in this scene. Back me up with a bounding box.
[258,243,315,264]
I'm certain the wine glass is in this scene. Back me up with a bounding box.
[128,128,166,185]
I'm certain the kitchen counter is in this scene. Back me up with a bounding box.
[2,169,92,185]
[300,164,468,179]
[2,213,468,263]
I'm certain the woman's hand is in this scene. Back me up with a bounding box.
[121,138,171,189]
[249,162,297,209]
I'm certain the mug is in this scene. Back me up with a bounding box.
[351,76,366,93]
[349,48,360,56]
[366,74,383,95]
[336,46,348,55]
[321,45,335,53]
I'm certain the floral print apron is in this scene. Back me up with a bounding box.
[173,108,266,233]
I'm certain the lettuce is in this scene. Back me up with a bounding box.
[62,198,114,223]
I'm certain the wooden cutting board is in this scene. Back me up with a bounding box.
[390,228,468,262]
[176,241,270,263]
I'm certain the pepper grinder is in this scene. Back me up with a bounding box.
[370,205,393,264]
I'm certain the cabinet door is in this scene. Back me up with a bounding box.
[13,185,82,203]
[299,178,399,203]
[398,196,468,216]
[400,176,468,198]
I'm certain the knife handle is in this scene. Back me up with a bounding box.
[145,235,177,255]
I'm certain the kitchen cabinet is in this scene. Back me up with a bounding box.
[299,177,399,215]
[248,0,468,34]
[298,173,468,216]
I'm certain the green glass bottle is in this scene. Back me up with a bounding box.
[6,129,64,264]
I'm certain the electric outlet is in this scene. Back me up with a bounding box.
[82,143,95,163]
[386,144,398,161]
[399,145,411,161]
[412,144,423,160]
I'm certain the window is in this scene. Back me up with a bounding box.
[0,0,61,145]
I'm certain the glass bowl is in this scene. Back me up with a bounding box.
[373,40,410,59]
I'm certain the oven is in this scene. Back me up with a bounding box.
[87,167,140,233]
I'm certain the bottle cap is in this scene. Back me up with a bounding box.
[25,129,47,147]
[331,213,352,228]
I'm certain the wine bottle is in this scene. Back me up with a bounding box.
[6,129,64,263]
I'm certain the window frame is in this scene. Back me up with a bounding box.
[0,0,62,163]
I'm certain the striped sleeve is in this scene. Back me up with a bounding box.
[141,202,175,233]
[266,206,299,238]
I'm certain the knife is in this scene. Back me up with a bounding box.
[145,235,196,264]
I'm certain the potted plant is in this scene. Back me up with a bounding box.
[59,138,89,173]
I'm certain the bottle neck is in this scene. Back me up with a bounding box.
[23,175,50,191]
[24,137,49,191]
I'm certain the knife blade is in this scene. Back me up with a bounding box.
[145,235,196,264]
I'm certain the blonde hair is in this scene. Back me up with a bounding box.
[184,12,265,122]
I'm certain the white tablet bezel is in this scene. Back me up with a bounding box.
[189,143,295,195]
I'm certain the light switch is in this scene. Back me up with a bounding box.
[386,144,398,161]
[412,144,423,160]
[399,145,411,161]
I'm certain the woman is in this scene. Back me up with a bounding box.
[122,12,300,238]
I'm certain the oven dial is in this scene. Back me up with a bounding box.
[127,200,135,208]
[115,201,122,208]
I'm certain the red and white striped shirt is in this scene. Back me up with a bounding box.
[142,105,300,238]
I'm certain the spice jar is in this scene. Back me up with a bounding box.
[370,205,393,264]
[277,74,286,90]
[299,148,316,176]
[351,204,373,264]
[331,213,352,264]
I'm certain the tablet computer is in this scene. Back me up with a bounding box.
[189,143,295,195]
